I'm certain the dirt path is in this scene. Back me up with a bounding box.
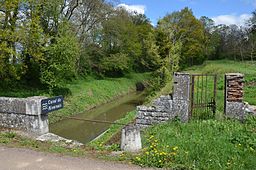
[0,146,152,170]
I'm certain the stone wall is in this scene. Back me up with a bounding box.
[224,73,245,120]
[0,96,48,135]
[136,72,190,128]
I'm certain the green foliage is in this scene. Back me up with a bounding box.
[101,53,130,77]
[138,32,162,71]
[0,0,21,86]
[158,7,206,68]
[41,21,80,89]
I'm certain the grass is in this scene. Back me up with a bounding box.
[134,116,256,169]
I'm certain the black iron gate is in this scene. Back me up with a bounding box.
[190,74,217,119]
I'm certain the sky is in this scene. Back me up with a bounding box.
[117,0,255,26]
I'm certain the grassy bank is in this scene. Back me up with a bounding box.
[134,116,256,169]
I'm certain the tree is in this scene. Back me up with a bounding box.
[0,0,21,86]
[200,16,221,60]
[158,8,206,68]
[41,21,80,89]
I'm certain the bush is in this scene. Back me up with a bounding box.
[101,53,130,77]
[52,87,72,97]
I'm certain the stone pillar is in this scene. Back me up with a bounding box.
[121,125,141,152]
[0,96,48,135]
[224,73,245,120]
[172,72,191,122]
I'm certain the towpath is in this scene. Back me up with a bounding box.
[0,146,152,170]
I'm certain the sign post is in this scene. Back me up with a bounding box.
[41,96,64,114]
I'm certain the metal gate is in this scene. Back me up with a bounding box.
[190,74,217,119]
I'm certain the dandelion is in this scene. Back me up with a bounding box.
[136,157,141,161]
[159,160,162,163]
[173,146,178,151]
[171,152,177,156]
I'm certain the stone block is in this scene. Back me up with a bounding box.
[173,72,191,101]
[0,96,49,135]
[225,102,245,120]
[121,125,141,152]
[0,97,26,114]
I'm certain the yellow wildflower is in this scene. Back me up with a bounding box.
[173,146,178,151]
[136,157,141,161]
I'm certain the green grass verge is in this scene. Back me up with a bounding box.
[133,116,256,169]
[51,73,150,123]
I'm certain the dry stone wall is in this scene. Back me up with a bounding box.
[136,73,190,128]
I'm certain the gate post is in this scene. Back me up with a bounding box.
[172,72,191,122]
[224,73,245,120]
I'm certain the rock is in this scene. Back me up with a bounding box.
[245,103,256,115]
[36,133,83,148]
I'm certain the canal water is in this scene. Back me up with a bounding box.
[50,92,146,144]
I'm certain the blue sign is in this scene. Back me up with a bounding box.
[41,96,64,114]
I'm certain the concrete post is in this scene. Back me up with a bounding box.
[121,125,141,152]
[224,73,245,120]
[172,72,191,122]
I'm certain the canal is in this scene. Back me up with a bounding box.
[50,91,146,144]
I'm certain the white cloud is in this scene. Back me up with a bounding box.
[212,13,252,26]
[116,3,146,14]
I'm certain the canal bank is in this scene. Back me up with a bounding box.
[50,92,147,144]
